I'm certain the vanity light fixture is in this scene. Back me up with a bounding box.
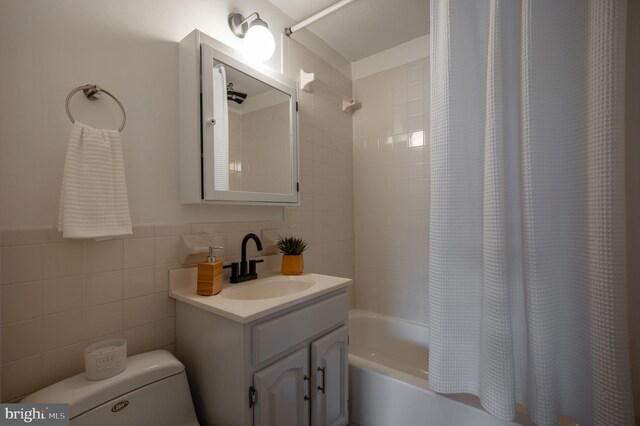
[228,12,275,62]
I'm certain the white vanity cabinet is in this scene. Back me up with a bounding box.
[174,288,349,426]
[253,347,309,426]
[310,326,349,426]
[253,325,348,426]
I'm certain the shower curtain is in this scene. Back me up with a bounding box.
[428,1,633,425]
[213,63,229,191]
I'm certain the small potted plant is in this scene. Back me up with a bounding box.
[276,236,308,275]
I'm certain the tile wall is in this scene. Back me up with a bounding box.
[0,221,283,402]
[352,58,430,324]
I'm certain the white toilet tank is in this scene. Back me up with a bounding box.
[22,350,199,426]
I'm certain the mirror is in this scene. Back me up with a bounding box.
[215,62,292,194]
[200,42,298,204]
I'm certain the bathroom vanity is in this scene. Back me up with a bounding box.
[170,269,351,426]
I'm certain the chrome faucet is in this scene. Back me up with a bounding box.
[224,233,264,283]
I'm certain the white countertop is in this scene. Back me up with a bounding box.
[169,268,352,324]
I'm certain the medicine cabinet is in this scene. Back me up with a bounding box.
[179,30,299,204]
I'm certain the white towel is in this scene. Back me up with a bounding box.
[58,122,132,239]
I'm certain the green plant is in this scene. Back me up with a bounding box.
[276,236,308,255]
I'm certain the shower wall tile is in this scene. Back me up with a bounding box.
[353,58,430,325]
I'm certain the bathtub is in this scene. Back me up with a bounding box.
[348,310,529,426]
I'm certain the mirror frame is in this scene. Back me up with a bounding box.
[178,30,299,206]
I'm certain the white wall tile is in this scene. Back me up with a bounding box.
[353,58,429,324]
[85,240,123,273]
[42,310,88,351]
[126,226,155,239]
[86,301,123,337]
[124,295,155,328]
[154,263,180,293]
[154,224,191,237]
[154,317,175,347]
[154,292,175,320]
[0,229,48,246]
[124,267,155,298]
[42,242,84,279]
[1,245,42,284]
[41,276,84,316]
[190,223,223,234]
[86,270,123,306]
[123,238,155,269]
[2,319,42,362]
[123,323,155,356]
[46,229,65,243]
[154,237,179,265]
[1,355,42,401]
[41,342,87,387]
[2,282,42,323]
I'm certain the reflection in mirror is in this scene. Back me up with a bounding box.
[214,60,292,195]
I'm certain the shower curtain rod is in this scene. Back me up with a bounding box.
[284,0,355,36]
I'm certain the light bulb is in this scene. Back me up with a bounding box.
[244,23,275,62]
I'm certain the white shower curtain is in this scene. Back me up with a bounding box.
[428,1,633,425]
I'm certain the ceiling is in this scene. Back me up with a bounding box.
[268,0,429,62]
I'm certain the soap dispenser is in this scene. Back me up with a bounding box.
[197,247,223,296]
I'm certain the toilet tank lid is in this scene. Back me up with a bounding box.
[21,350,185,419]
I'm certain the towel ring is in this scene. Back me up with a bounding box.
[65,84,126,132]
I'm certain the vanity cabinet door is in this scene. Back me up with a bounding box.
[310,325,349,426]
[253,347,310,426]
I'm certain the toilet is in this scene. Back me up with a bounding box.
[22,350,199,426]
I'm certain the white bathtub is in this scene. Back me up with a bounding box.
[348,310,530,426]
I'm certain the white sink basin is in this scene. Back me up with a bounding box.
[169,269,351,323]
[222,276,315,300]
